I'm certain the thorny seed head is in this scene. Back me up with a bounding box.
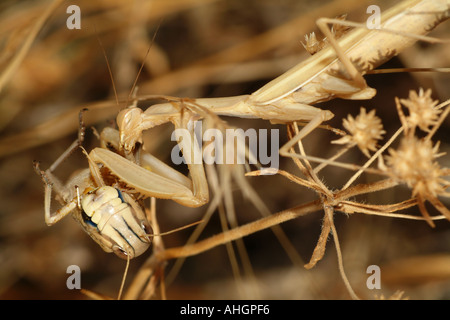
[330,14,351,39]
[385,136,447,198]
[302,32,326,55]
[332,107,385,157]
[302,15,350,55]
[400,88,440,133]
[375,290,409,300]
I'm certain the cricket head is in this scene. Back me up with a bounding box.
[116,107,144,153]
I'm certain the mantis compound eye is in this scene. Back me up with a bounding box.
[116,107,144,152]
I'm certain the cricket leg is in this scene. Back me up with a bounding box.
[33,109,89,225]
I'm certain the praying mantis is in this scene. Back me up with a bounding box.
[116,0,449,159]
[35,0,449,264]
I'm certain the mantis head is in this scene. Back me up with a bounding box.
[116,107,144,154]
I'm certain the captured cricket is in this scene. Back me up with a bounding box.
[28,0,450,299]
[33,108,207,298]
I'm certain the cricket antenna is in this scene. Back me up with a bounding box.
[94,24,120,109]
[147,220,204,238]
[126,21,163,109]
[117,253,130,300]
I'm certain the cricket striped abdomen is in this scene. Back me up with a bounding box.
[81,186,151,259]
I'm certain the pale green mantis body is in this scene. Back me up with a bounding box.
[35,0,449,262]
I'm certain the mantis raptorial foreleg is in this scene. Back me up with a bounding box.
[92,109,209,208]
[34,110,154,259]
